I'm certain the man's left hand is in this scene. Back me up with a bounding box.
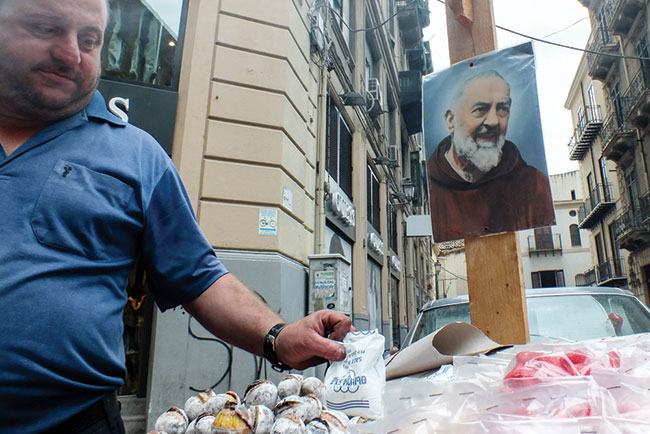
[274,310,353,370]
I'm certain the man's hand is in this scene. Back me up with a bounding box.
[274,310,353,370]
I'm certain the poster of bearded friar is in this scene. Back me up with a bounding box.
[423,42,555,243]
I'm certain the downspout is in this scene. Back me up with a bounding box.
[637,129,650,194]
[315,63,329,254]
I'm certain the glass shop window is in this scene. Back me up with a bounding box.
[102,0,185,88]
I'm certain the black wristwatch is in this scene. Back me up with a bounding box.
[263,323,292,372]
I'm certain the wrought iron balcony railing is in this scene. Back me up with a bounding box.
[586,25,619,81]
[600,113,636,162]
[596,257,627,286]
[578,183,616,229]
[613,195,650,251]
[568,105,603,160]
[608,0,644,35]
[527,233,562,256]
[623,68,650,128]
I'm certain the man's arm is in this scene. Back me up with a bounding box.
[183,274,350,370]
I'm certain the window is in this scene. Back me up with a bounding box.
[595,233,606,264]
[625,166,639,208]
[571,190,576,200]
[102,0,185,88]
[570,224,581,246]
[534,227,553,250]
[577,106,585,132]
[330,0,343,28]
[598,8,610,44]
[609,223,621,267]
[587,84,598,121]
[367,165,381,232]
[388,208,398,252]
[611,83,625,127]
[327,95,352,197]
[367,258,382,332]
[637,35,650,86]
[531,270,565,288]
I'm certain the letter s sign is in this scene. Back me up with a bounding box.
[108,97,130,123]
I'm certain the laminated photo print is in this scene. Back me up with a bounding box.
[423,42,555,243]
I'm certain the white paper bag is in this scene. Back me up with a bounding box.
[325,330,385,419]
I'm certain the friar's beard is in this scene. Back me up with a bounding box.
[451,124,506,174]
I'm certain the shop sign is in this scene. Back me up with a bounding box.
[368,233,384,256]
[390,255,401,272]
[328,192,356,227]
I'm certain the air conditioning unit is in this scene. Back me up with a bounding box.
[388,145,399,163]
[310,13,325,51]
[366,78,384,116]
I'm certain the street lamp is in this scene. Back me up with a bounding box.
[402,178,416,202]
[434,260,442,300]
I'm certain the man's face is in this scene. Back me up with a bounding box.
[0,0,107,123]
[447,75,511,174]
[451,75,511,145]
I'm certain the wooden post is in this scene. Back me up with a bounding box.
[444,0,529,345]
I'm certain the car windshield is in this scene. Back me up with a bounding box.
[409,293,650,344]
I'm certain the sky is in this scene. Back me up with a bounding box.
[424,0,592,175]
[143,0,182,37]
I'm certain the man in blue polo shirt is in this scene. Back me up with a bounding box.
[0,1,352,433]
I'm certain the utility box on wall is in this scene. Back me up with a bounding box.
[308,254,352,316]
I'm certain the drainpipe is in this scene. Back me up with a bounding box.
[637,129,650,194]
[315,62,329,254]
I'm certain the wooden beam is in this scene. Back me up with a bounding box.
[465,234,529,344]
[444,0,529,345]
[448,0,474,26]
[445,0,498,65]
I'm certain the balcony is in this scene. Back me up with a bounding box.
[578,183,616,229]
[399,71,423,135]
[396,0,429,49]
[576,268,597,287]
[601,114,636,163]
[623,69,650,128]
[586,29,619,81]
[577,258,627,287]
[568,105,603,160]
[613,204,650,251]
[527,233,562,257]
[608,0,644,36]
[596,258,628,287]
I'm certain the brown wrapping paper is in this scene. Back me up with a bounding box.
[385,322,510,380]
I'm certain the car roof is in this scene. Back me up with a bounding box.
[419,286,637,311]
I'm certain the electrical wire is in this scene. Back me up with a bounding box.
[318,0,419,33]
[429,0,650,62]
[187,316,233,392]
[440,264,468,281]
[542,17,588,39]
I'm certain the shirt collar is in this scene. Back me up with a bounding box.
[85,91,128,126]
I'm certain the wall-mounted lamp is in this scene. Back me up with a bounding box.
[402,178,416,202]
[340,91,366,106]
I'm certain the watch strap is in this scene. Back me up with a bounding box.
[263,323,291,372]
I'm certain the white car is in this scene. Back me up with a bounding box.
[402,286,650,347]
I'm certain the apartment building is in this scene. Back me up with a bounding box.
[566,0,650,304]
[96,0,434,428]
[435,172,594,297]
[519,171,594,289]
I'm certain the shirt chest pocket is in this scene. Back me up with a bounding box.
[31,160,138,259]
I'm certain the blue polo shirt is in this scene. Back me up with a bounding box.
[0,92,228,433]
